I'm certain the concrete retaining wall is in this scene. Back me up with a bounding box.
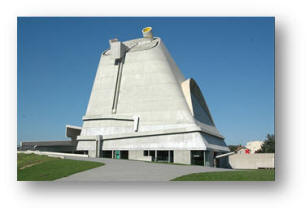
[229,153,275,169]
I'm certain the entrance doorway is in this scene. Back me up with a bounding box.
[145,150,173,162]
[102,150,112,158]
[113,150,128,159]
[191,150,204,165]
[114,150,120,159]
[120,151,128,159]
[157,151,168,162]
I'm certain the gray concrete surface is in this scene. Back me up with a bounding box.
[229,153,275,169]
[57,157,231,182]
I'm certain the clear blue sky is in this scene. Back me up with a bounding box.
[17,17,274,146]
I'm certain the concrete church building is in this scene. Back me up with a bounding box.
[21,27,230,167]
[75,27,229,166]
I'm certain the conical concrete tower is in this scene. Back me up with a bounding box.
[77,27,229,166]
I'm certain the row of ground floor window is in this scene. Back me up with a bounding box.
[87,150,228,168]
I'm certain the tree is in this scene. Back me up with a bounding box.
[228,145,242,152]
[256,134,275,153]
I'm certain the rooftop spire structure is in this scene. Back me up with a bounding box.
[76,27,229,166]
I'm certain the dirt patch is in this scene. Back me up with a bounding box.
[20,160,44,170]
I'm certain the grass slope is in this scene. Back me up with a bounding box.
[171,169,275,181]
[17,153,104,181]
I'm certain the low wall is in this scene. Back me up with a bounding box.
[18,151,88,159]
[229,153,274,169]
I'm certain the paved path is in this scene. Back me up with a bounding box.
[57,157,231,182]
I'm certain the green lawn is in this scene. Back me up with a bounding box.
[17,153,104,181]
[171,169,275,181]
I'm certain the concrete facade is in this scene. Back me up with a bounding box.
[174,150,191,164]
[75,27,229,166]
[129,150,152,162]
